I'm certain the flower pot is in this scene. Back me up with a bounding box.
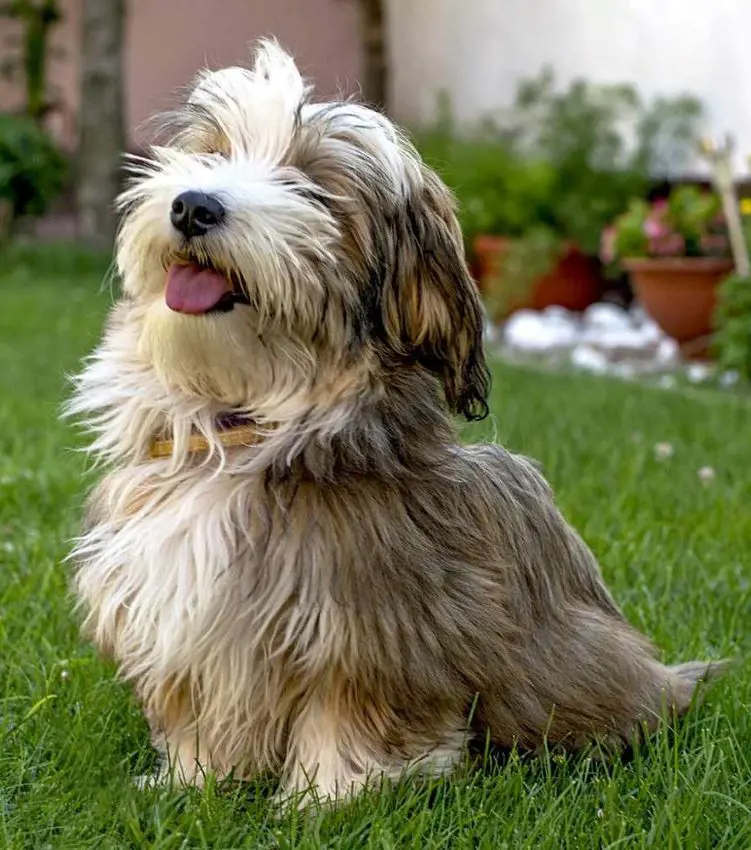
[623,257,734,345]
[473,235,603,317]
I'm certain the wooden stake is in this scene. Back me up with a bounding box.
[699,135,749,277]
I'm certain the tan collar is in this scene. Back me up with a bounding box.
[149,423,261,460]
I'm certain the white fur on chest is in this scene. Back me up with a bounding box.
[75,463,265,685]
[74,452,346,771]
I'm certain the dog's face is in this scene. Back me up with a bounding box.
[118,41,488,419]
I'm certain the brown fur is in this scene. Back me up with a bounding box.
[68,41,724,808]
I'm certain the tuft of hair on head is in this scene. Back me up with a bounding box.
[380,164,490,421]
[158,38,311,161]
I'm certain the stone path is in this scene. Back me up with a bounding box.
[487,302,739,389]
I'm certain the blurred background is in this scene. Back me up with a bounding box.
[2,0,751,381]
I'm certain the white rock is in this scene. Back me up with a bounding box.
[571,344,610,374]
[540,306,580,340]
[503,310,578,352]
[503,311,546,351]
[542,305,569,319]
[542,305,576,325]
[630,305,669,343]
[686,362,713,383]
[611,362,636,379]
[655,337,680,366]
[543,324,580,349]
[719,370,740,388]
[630,304,650,326]
[587,327,655,352]
[583,302,633,331]
[636,315,666,344]
[501,302,696,378]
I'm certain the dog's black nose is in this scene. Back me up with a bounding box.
[170,191,225,238]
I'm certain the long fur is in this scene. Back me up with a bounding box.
[67,40,723,806]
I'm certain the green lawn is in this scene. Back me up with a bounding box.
[0,245,749,849]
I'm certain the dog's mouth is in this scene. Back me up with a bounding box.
[165,262,251,315]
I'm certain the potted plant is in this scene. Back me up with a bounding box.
[417,72,704,321]
[603,185,733,346]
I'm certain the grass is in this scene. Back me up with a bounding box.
[0,243,749,849]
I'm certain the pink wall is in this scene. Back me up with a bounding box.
[125,0,363,148]
[0,0,363,150]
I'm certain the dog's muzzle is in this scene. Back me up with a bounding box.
[165,191,252,315]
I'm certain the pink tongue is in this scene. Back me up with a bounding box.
[165,263,233,314]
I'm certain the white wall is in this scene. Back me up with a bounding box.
[389,0,751,174]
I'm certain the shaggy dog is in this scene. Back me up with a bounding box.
[68,41,723,807]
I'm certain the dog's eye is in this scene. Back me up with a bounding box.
[288,183,325,205]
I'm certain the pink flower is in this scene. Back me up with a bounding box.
[644,211,669,239]
[649,233,685,256]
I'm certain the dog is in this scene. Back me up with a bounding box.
[67,40,724,807]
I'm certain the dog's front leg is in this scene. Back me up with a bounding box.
[276,691,467,810]
[143,722,214,789]
[276,694,375,809]
[137,680,216,789]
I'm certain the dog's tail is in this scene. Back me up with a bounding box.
[667,659,731,713]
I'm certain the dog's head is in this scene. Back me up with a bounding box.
[118,40,488,421]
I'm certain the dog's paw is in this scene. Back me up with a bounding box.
[134,772,160,790]
[133,764,205,791]
[270,785,332,820]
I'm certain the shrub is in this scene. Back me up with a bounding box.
[414,97,558,248]
[510,69,703,256]
[712,208,751,381]
[414,71,705,318]
[714,272,751,381]
[0,113,66,226]
[415,72,703,258]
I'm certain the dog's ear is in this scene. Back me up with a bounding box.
[382,167,490,421]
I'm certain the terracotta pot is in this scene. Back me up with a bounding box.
[623,257,734,344]
[472,235,603,316]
